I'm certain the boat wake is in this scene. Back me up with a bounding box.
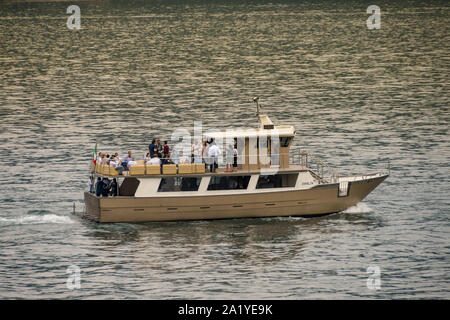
[343,202,372,213]
[0,214,74,226]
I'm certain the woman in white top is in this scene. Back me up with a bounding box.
[192,140,203,164]
[226,143,234,172]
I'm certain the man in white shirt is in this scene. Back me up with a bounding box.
[208,141,222,173]
[148,154,161,166]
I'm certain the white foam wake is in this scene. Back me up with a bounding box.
[343,202,372,213]
[0,214,74,226]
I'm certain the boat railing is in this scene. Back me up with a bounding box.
[88,151,388,185]
[88,151,339,183]
[336,159,390,180]
[289,148,340,184]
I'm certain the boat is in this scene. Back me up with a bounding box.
[82,99,389,223]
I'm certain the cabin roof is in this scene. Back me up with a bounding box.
[203,126,295,139]
[204,114,295,139]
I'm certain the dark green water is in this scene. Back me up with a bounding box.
[0,0,448,299]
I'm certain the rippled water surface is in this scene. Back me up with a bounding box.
[0,0,449,299]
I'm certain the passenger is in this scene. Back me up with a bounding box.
[109,155,119,167]
[96,152,103,165]
[124,151,133,161]
[202,140,208,170]
[156,139,163,158]
[102,154,109,165]
[148,154,161,166]
[208,141,221,173]
[122,151,134,169]
[110,178,118,197]
[171,149,180,165]
[114,164,124,175]
[192,140,202,164]
[225,143,234,172]
[101,177,111,197]
[233,144,238,169]
[88,176,94,193]
[127,159,137,169]
[112,154,125,174]
[149,139,157,158]
[95,177,103,197]
[163,141,170,163]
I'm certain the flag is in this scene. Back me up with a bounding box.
[93,142,97,164]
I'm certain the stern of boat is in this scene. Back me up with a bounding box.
[84,192,101,222]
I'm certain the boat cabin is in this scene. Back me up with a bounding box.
[92,114,296,178]
[203,114,296,171]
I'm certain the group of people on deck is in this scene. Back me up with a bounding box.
[148,137,238,173]
[96,151,137,175]
[94,137,238,176]
[88,176,118,197]
[147,138,171,166]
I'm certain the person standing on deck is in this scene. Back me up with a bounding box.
[149,139,157,158]
[95,177,102,197]
[202,140,208,170]
[156,139,163,158]
[110,178,118,197]
[88,176,94,193]
[192,140,202,164]
[163,141,170,164]
[208,141,221,173]
[101,177,111,197]
[225,143,234,172]
[233,144,238,169]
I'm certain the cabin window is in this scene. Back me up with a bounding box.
[280,137,291,147]
[256,173,298,189]
[207,175,251,190]
[158,177,201,192]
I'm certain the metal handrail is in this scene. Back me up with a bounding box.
[289,148,340,183]
[88,149,389,187]
[89,151,335,182]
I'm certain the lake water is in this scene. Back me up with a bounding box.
[0,0,448,299]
